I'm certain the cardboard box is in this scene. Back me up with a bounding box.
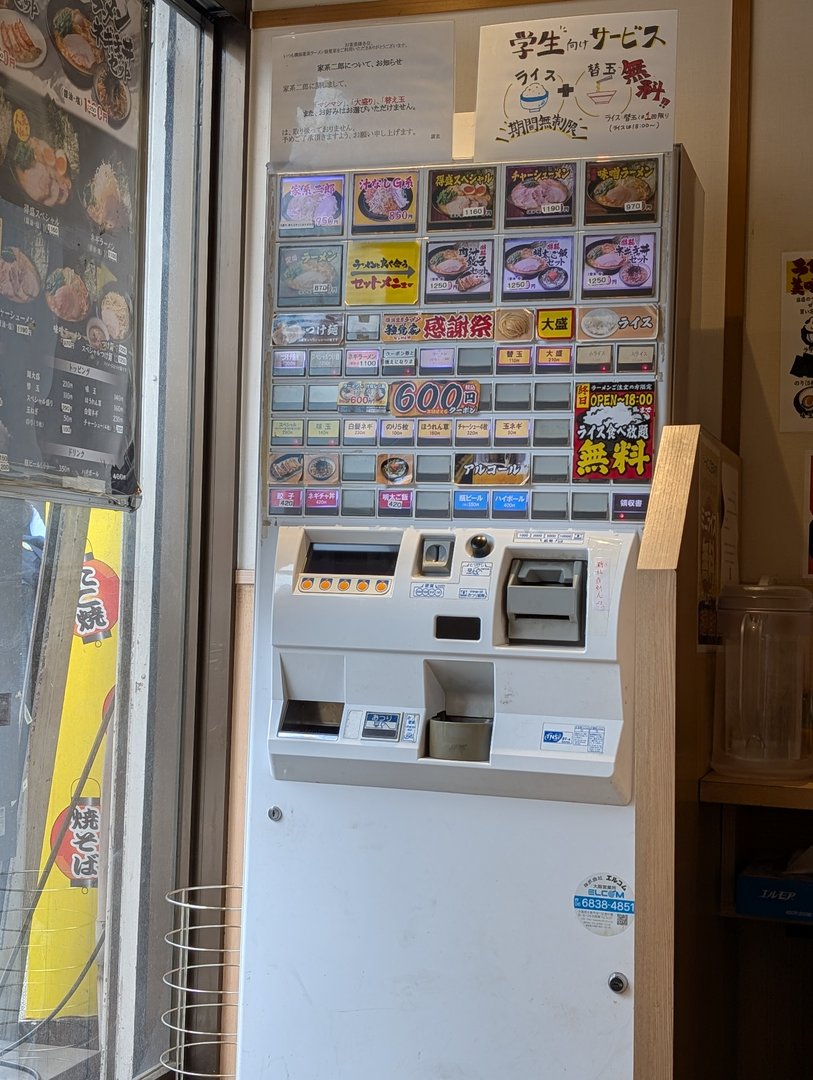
[736,863,813,923]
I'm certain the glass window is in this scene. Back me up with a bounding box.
[0,1,214,1076]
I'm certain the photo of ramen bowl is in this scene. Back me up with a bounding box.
[428,247,470,279]
[585,239,628,275]
[358,183,413,222]
[505,245,548,279]
[48,0,105,88]
[588,173,654,211]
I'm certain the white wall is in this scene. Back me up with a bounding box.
[238,1,734,570]
[739,0,813,583]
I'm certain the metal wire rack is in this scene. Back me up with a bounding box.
[161,885,242,1078]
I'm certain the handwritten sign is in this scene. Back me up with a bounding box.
[475,10,677,159]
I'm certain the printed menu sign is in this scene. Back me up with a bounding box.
[475,11,677,159]
[278,175,344,236]
[581,233,657,297]
[0,0,144,507]
[270,23,454,169]
[780,252,813,433]
[584,158,658,225]
[427,166,497,231]
[352,171,419,233]
[345,240,420,306]
[504,163,575,227]
[501,236,572,301]
[573,381,655,482]
[425,240,494,303]
[454,452,530,485]
[277,244,342,307]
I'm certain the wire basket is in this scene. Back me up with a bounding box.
[161,885,242,1078]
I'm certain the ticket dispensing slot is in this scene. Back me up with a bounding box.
[505,558,586,646]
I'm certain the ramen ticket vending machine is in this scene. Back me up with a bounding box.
[238,149,701,1079]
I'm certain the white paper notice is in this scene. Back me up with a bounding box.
[780,252,813,433]
[475,11,677,160]
[271,23,454,169]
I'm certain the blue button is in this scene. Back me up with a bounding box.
[493,491,529,514]
[454,490,490,512]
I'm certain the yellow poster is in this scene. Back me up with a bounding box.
[25,508,122,1020]
[345,240,421,306]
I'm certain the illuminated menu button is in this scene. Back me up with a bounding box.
[300,578,314,591]
[375,580,390,594]
[319,579,333,591]
[357,580,370,592]
[338,579,351,592]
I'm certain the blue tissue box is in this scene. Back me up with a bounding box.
[736,864,813,923]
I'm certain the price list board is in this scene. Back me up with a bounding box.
[0,0,144,507]
[265,155,675,526]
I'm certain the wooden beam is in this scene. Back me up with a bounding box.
[721,0,752,452]
[253,0,560,31]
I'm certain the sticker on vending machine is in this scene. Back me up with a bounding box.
[573,873,635,937]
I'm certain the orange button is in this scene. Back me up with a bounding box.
[319,579,332,591]
[300,578,314,591]
[338,579,351,592]
[357,580,369,592]
[375,580,389,593]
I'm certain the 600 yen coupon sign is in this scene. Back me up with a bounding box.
[389,379,480,417]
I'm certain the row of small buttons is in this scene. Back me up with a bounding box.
[298,575,391,595]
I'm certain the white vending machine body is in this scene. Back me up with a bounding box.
[238,525,638,1079]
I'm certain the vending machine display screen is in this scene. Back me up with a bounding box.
[303,542,400,577]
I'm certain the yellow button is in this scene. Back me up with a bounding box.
[375,580,389,593]
[319,579,332,591]
[300,578,314,591]
[338,580,351,592]
[357,580,369,592]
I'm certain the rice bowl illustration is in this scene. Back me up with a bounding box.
[519,83,549,112]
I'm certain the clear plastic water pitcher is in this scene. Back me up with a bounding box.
[713,583,813,779]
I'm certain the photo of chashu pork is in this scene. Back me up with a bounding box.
[0,247,40,303]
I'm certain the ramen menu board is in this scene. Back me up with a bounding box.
[266,155,670,525]
[0,0,143,507]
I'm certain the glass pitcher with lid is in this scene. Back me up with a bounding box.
[712,582,813,779]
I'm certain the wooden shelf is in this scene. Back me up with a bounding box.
[700,771,813,810]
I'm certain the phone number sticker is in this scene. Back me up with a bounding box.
[573,873,635,936]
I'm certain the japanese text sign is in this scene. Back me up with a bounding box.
[271,23,454,168]
[346,240,421,306]
[573,381,655,482]
[780,252,813,433]
[475,11,677,159]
